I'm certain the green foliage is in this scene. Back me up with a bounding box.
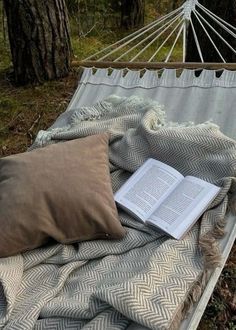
[67,0,122,37]
[71,36,109,60]
[0,0,184,70]
[65,0,184,63]
[228,322,236,330]
[0,97,17,110]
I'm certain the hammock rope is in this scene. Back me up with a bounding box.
[195,10,236,56]
[189,17,204,62]
[83,0,236,64]
[120,13,183,62]
[192,10,226,63]
[148,18,184,62]
[84,7,182,61]
[165,22,185,62]
[100,11,183,62]
[197,2,236,33]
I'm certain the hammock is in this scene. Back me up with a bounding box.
[51,1,236,328]
[52,67,236,330]
[76,0,236,68]
[1,1,236,330]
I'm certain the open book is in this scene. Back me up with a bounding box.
[114,158,221,239]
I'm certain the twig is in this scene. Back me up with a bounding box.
[28,113,42,133]
[79,21,98,37]
[12,132,25,136]
[27,113,42,144]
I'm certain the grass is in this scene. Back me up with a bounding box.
[0,10,184,155]
[0,12,236,330]
[0,73,78,156]
[72,32,184,63]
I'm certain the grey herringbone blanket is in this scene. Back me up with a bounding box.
[1,95,236,330]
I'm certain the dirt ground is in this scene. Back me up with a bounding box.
[0,70,235,330]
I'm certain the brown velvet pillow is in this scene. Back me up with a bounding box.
[0,133,125,257]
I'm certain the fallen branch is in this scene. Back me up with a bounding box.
[79,21,98,38]
[27,113,42,144]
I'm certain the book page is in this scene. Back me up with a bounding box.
[147,176,220,239]
[114,158,183,221]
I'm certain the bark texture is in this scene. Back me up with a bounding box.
[121,0,145,30]
[4,0,71,85]
[186,0,236,62]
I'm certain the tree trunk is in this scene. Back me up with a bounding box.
[3,0,71,85]
[186,0,236,62]
[121,0,145,30]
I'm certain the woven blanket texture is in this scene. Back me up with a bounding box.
[1,95,236,330]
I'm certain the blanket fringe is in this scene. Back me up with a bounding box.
[169,271,208,330]
[169,209,230,330]
[229,193,236,215]
[199,216,227,269]
[198,190,235,270]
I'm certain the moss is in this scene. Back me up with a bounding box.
[0,97,16,110]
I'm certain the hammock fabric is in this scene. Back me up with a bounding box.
[1,95,235,330]
[54,68,236,140]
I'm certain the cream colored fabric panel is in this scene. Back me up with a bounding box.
[53,68,236,139]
